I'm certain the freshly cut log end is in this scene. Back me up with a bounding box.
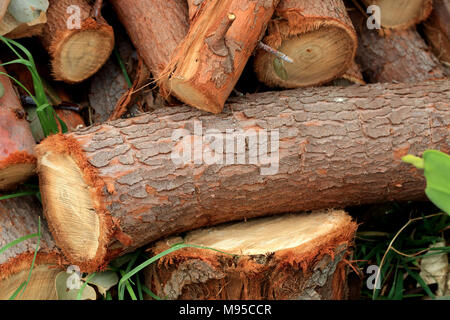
[0,196,64,300]
[0,154,36,191]
[423,0,450,64]
[0,66,36,191]
[254,0,357,88]
[145,210,357,300]
[362,0,432,30]
[36,81,449,272]
[36,139,110,272]
[161,0,279,113]
[42,0,115,83]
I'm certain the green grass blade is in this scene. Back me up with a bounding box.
[77,273,97,300]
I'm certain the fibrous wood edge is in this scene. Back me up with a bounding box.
[0,65,36,191]
[0,196,65,300]
[145,210,357,300]
[36,80,450,272]
[362,0,433,30]
[254,0,357,88]
[41,0,114,83]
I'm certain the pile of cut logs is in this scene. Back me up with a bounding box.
[0,0,449,300]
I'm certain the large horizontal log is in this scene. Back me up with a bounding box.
[36,80,450,271]
[0,196,64,300]
[0,66,36,191]
[146,210,356,300]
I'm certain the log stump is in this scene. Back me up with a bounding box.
[145,210,357,300]
[0,196,64,300]
[254,0,357,88]
[35,80,449,271]
[40,0,114,83]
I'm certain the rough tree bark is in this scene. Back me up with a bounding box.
[145,210,356,300]
[35,80,450,272]
[161,0,279,113]
[254,0,357,88]
[423,0,450,65]
[0,196,64,300]
[361,0,432,29]
[40,0,114,83]
[109,0,189,80]
[350,8,446,83]
[0,66,36,191]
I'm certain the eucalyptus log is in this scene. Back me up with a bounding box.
[0,196,64,300]
[254,0,357,88]
[146,210,356,300]
[109,0,189,81]
[350,8,446,83]
[423,0,450,64]
[36,81,450,272]
[161,0,279,113]
[362,0,432,29]
[40,0,114,83]
[0,66,36,191]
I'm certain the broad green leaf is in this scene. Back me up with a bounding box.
[85,271,119,297]
[423,151,450,214]
[55,272,96,300]
[403,150,450,214]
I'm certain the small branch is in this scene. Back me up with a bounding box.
[92,0,103,19]
[206,13,236,56]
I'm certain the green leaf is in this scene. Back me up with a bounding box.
[55,272,96,300]
[403,150,450,214]
[402,155,424,169]
[85,271,119,297]
[0,82,4,98]
[423,150,450,214]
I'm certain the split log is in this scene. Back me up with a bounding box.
[361,0,432,30]
[109,0,189,81]
[40,0,114,83]
[0,196,64,300]
[161,0,279,113]
[145,210,356,300]
[35,80,450,271]
[423,0,450,64]
[0,66,36,191]
[254,0,357,88]
[350,8,446,83]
